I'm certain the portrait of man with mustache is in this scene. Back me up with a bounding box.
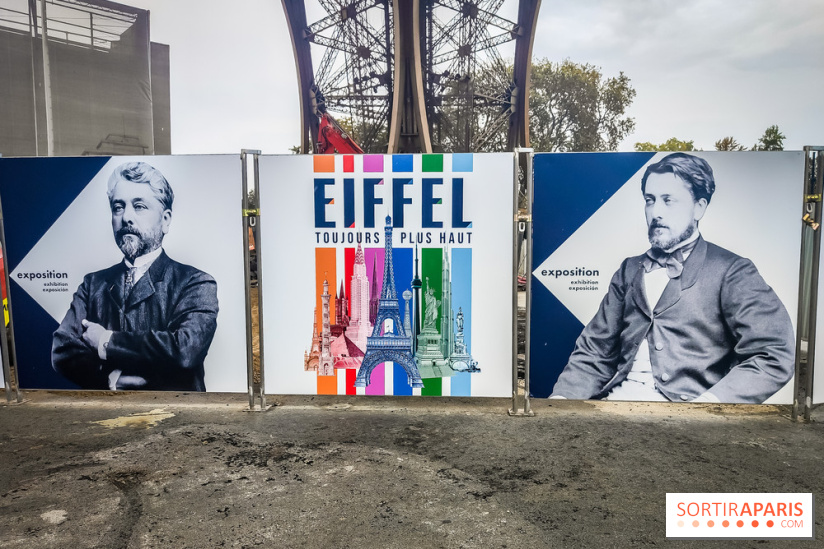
[52,162,219,391]
[550,153,794,403]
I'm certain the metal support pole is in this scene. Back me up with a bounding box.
[523,149,534,416]
[253,153,267,410]
[509,152,520,415]
[27,0,40,156]
[0,194,22,403]
[39,0,54,156]
[241,150,267,411]
[793,146,824,421]
[509,148,534,416]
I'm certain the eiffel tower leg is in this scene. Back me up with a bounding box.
[393,355,424,389]
[354,353,379,388]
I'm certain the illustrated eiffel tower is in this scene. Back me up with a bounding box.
[355,216,423,388]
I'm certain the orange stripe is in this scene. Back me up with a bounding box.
[317,373,337,395]
[315,248,337,330]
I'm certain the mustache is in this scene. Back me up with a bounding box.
[116,226,143,241]
[648,220,668,235]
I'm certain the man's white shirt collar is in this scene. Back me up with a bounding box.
[125,246,163,269]
[664,230,700,257]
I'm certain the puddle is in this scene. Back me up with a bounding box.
[92,408,175,429]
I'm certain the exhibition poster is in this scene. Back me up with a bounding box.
[0,156,247,392]
[260,153,514,397]
[530,152,803,404]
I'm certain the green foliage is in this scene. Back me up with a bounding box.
[634,138,695,152]
[752,125,786,151]
[714,136,746,151]
[432,57,514,153]
[529,59,636,152]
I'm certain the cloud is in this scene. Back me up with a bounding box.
[533,0,824,150]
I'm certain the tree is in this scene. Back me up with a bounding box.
[715,136,746,151]
[634,138,695,152]
[528,59,636,152]
[752,125,786,151]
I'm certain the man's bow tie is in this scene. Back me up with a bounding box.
[643,239,698,278]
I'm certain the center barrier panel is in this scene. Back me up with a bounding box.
[0,156,248,392]
[259,153,515,397]
[530,151,803,404]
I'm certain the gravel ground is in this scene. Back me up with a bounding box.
[1,391,823,548]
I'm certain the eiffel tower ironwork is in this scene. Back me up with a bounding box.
[282,0,542,153]
[355,216,423,388]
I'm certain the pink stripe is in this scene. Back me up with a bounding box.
[365,363,385,395]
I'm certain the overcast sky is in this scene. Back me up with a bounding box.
[125,0,823,154]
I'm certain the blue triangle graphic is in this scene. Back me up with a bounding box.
[532,152,654,264]
[529,152,654,397]
[8,287,74,389]
[0,157,110,270]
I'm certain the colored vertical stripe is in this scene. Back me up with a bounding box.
[421,247,443,396]
[362,246,384,392]
[392,246,414,395]
[344,247,355,317]
[393,363,412,396]
[363,155,383,172]
[313,155,335,172]
[365,247,385,314]
[315,249,337,395]
[422,377,442,396]
[340,248,356,394]
[315,248,336,332]
[365,364,384,395]
[452,153,473,172]
[451,248,472,396]
[393,247,413,327]
[392,154,413,172]
[318,373,337,395]
[422,154,443,172]
[345,368,357,395]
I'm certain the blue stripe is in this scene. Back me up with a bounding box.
[392,246,414,395]
[451,248,472,396]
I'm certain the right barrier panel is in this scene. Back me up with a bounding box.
[530,152,803,404]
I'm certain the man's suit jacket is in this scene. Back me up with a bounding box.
[551,237,794,403]
[52,251,219,391]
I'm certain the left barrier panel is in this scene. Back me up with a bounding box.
[0,156,248,392]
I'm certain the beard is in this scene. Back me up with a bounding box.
[648,220,696,251]
[115,226,163,261]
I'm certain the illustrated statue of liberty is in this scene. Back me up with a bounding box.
[423,277,440,329]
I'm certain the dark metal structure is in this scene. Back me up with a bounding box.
[282,0,541,154]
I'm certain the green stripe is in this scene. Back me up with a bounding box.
[421,247,443,396]
[421,377,442,396]
[422,154,444,172]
